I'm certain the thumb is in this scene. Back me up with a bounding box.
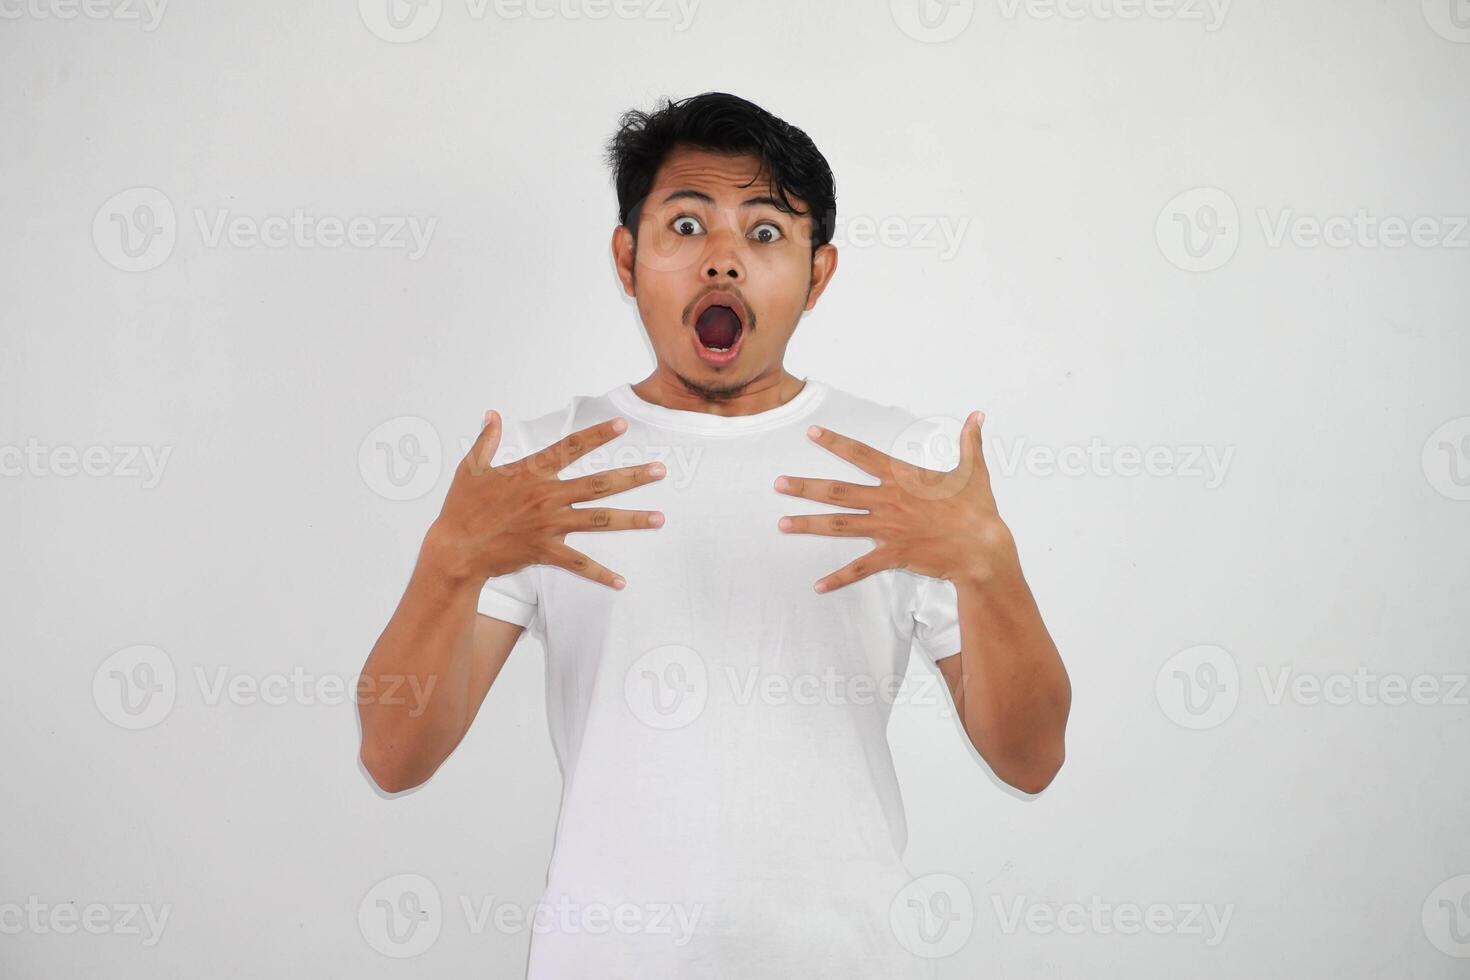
[469,409,502,475]
[957,411,981,464]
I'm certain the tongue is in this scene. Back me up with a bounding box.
[695,305,741,349]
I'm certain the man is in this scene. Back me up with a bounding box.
[358,91,1071,978]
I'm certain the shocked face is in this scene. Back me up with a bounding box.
[613,146,837,396]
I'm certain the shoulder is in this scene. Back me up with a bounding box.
[810,381,955,470]
[488,387,621,466]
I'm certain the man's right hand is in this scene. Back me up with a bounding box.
[425,411,666,589]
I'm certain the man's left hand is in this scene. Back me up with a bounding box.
[775,412,1019,593]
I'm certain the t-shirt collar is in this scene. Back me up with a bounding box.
[607,377,829,435]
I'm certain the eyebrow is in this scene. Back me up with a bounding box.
[658,189,787,211]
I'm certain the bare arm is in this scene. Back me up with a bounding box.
[941,556,1070,795]
[357,530,525,794]
[463,613,527,735]
[356,411,665,794]
[776,413,1070,795]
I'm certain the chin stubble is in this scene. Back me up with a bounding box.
[670,369,750,402]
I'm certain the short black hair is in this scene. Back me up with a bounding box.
[603,92,837,253]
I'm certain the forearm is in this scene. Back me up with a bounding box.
[357,529,482,792]
[952,550,1071,793]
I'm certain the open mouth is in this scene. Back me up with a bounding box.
[690,292,748,365]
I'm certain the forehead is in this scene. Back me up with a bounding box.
[647,145,795,206]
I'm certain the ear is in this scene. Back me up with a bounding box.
[611,224,636,296]
[803,242,839,311]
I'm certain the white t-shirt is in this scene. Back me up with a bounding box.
[477,377,962,979]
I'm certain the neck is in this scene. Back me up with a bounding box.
[631,365,805,417]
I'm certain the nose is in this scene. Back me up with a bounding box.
[702,216,744,281]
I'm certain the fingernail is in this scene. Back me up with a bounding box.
[807,425,822,438]
[814,580,828,593]
[649,512,665,528]
[649,462,667,477]
[774,476,790,491]
[612,576,626,589]
[612,417,628,433]
[778,516,793,531]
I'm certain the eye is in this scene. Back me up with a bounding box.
[750,221,783,244]
[671,214,705,236]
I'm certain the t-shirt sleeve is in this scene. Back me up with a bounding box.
[893,410,962,663]
[472,414,540,629]
[477,566,539,628]
[910,574,962,664]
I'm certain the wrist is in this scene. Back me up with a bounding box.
[951,521,1020,592]
[420,522,481,587]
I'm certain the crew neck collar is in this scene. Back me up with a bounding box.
[607,377,829,435]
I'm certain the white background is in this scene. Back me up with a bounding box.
[3,0,1468,977]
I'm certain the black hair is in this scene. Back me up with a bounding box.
[603,92,837,253]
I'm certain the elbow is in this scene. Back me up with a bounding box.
[1006,685,1071,794]
[359,707,463,794]
[1006,754,1063,795]
[359,740,425,794]
[991,740,1066,795]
